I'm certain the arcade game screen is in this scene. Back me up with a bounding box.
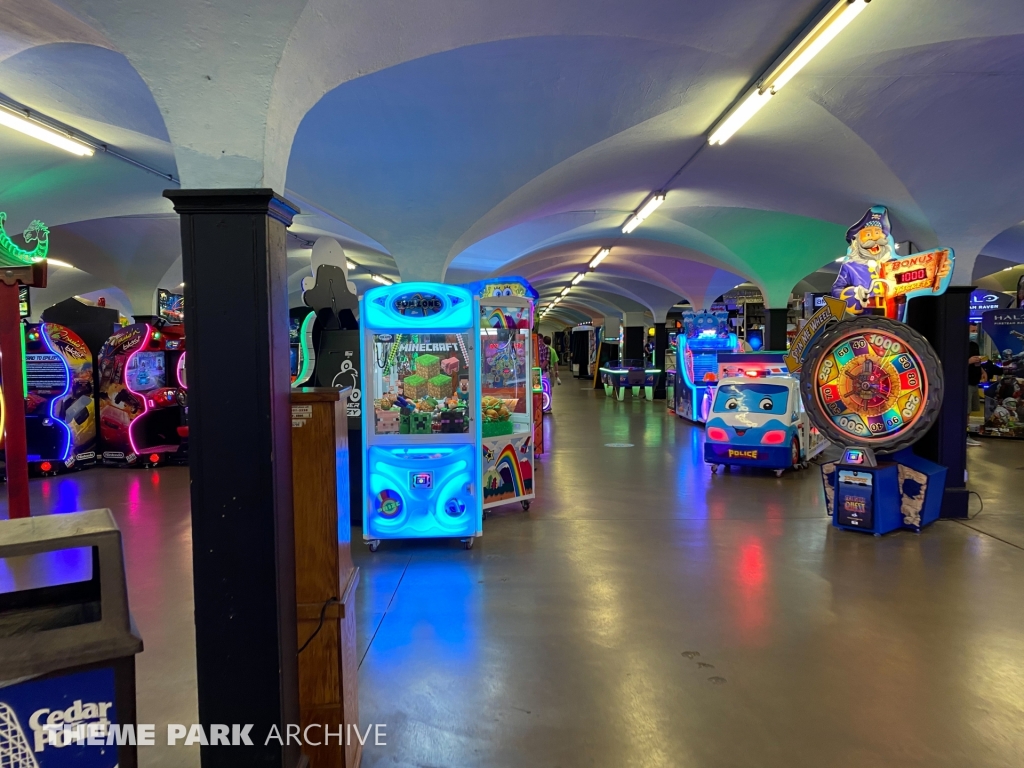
[126,351,167,393]
[158,289,184,324]
[370,333,470,436]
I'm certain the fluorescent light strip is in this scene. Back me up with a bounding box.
[560,286,571,296]
[371,274,393,285]
[766,0,869,92]
[708,0,870,145]
[571,273,586,285]
[589,248,610,269]
[708,90,773,145]
[622,194,666,234]
[0,106,94,156]
[346,260,357,271]
[46,259,75,269]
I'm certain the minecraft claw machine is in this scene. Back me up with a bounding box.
[468,278,538,512]
[361,283,482,550]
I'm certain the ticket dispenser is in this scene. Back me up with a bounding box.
[0,508,143,767]
[830,447,902,535]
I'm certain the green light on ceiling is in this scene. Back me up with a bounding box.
[0,213,49,268]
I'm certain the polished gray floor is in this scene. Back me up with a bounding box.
[4,378,1024,767]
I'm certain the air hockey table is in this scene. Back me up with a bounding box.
[599,360,662,401]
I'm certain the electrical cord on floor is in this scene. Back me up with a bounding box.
[967,490,984,519]
[297,596,339,654]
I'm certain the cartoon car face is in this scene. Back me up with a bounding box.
[704,377,811,469]
[706,380,794,444]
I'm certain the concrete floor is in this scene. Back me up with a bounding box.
[3,377,1024,767]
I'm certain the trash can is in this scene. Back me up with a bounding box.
[0,508,143,767]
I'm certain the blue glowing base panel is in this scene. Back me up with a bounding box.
[364,444,481,540]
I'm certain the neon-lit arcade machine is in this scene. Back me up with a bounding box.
[675,310,739,423]
[98,323,187,467]
[24,323,98,474]
[361,283,482,550]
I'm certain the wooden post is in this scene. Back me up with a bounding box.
[291,387,360,768]
[0,264,44,520]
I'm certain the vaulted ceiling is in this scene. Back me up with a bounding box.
[2,0,1024,324]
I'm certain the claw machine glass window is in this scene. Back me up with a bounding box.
[478,301,536,509]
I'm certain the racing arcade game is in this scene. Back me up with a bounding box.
[98,323,186,467]
[24,322,98,474]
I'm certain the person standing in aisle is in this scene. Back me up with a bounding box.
[543,336,562,385]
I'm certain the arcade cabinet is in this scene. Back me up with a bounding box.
[675,310,739,423]
[469,278,538,512]
[361,283,482,550]
[24,323,98,474]
[98,323,186,467]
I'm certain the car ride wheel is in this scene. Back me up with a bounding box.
[791,437,801,469]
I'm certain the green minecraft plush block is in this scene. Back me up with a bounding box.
[415,354,441,379]
[411,411,433,434]
[427,373,452,400]
[403,374,427,400]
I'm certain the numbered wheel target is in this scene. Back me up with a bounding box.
[800,316,943,454]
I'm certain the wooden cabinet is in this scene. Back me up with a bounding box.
[291,388,360,768]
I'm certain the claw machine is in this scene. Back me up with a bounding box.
[469,278,538,512]
[361,283,482,550]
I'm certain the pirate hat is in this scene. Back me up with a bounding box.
[846,205,891,243]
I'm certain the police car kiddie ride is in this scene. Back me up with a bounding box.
[704,375,827,477]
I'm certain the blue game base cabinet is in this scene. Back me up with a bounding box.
[821,449,947,535]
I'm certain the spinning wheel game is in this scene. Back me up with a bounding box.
[802,317,942,454]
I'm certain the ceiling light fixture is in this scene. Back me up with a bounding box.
[571,273,586,285]
[371,275,393,285]
[708,0,871,146]
[179,281,185,287]
[622,193,666,234]
[560,287,571,296]
[0,105,94,156]
[45,259,75,269]
[346,260,357,271]
[589,248,610,269]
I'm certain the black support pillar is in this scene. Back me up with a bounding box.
[623,325,644,361]
[653,322,668,398]
[164,189,304,768]
[764,308,789,351]
[905,286,971,519]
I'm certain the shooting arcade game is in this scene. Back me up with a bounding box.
[24,323,98,474]
[468,278,538,512]
[98,323,187,467]
[361,283,482,550]
[795,206,953,534]
[674,310,739,423]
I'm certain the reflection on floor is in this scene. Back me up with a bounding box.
[2,375,1024,767]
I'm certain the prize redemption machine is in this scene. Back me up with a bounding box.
[361,283,482,550]
[476,292,537,513]
[23,323,98,474]
[675,310,739,423]
[800,205,955,534]
[98,323,187,467]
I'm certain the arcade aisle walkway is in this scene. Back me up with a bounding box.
[4,379,1024,767]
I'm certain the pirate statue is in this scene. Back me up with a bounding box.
[832,206,893,315]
